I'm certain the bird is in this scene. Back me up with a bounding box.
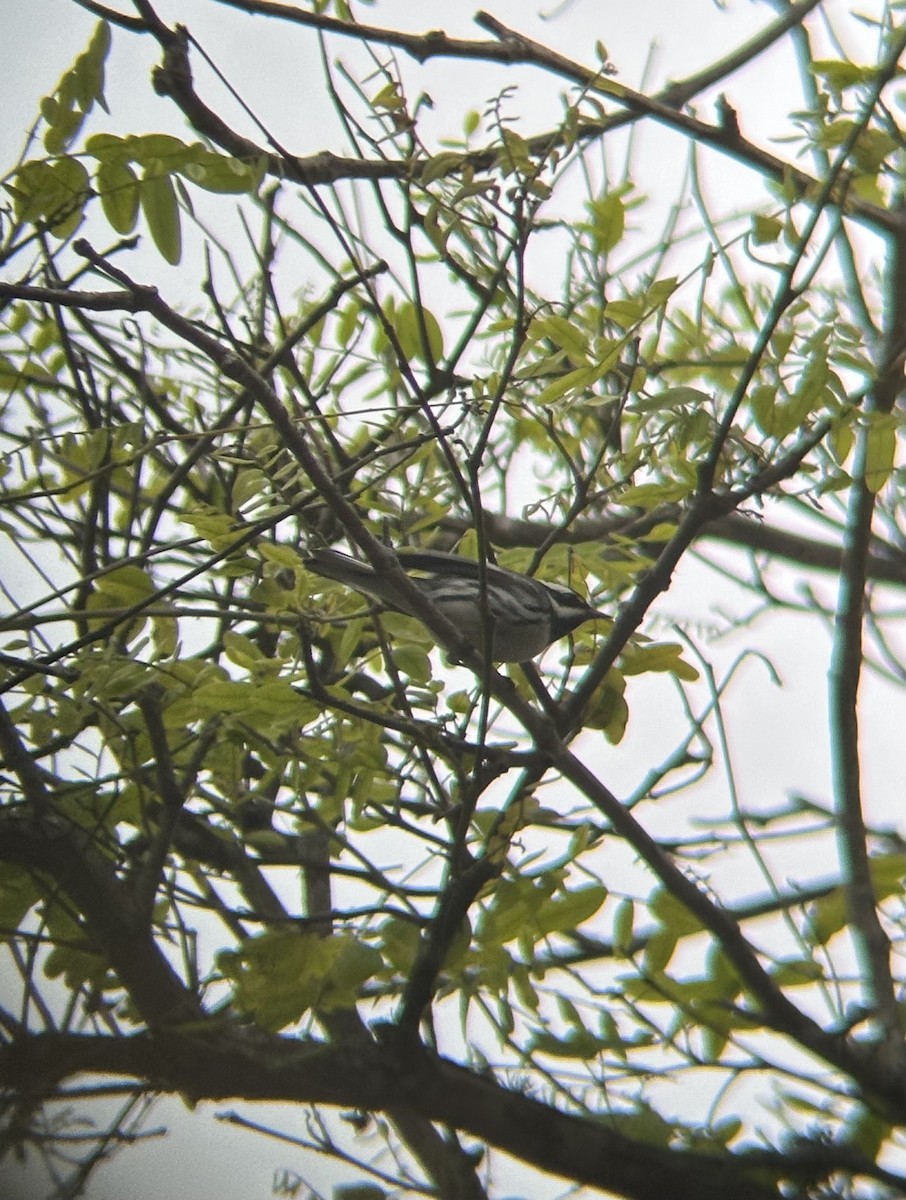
[304,546,606,663]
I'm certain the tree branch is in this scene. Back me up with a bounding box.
[829,225,906,1064]
[1,1027,871,1200]
[125,0,906,236]
[0,809,202,1027]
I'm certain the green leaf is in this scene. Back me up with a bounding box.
[621,641,699,681]
[805,887,847,945]
[584,192,625,254]
[701,1025,729,1065]
[810,59,876,94]
[535,884,607,937]
[3,159,45,220]
[336,301,360,347]
[219,930,383,1030]
[495,128,532,176]
[479,878,539,946]
[829,414,855,466]
[644,929,678,973]
[863,412,897,493]
[85,131,124,159]
[631,386,711,414]
[529,1028,607,1060]
[769,957,824,986]
[7,157,89,236]
[816,117,858,150]
[46,158,90,237]
[45,941,110,991]
[222,631,266,668]
[603,298,643,329]
[584,668,628,743]
[380,916,421,972]
[751,213,783,245]
[869,853,906,896]
[603,1103,677,1148]
[90,563,155,606]
[259,541,304,569]
[756,355,833,441]
[598,1010,625,1057]
[421,151,465,184]
[84,569,153,637]
[372,81,403,111]
[127,133,198,167]
[617,479,691,507]
[645,276,679,308]
[530,315,590,362]
[850,174,885,206]
[711,1116,743,1145]
[612,896,634,955]
[43,112,84,157]
[623,968,688,1006]
[535,362,611,408]
[649,888,704,937]
[141,163,181,263]
[335,1187,389,1200]
[184,678,317,729]
[0,867,40,929]
[152,612,178,658]
[391,641,433,682]
[393,301,444,365]
[750,384,778,436]
[180,149,262,194]
[555,992,585,1031]
[842,1105,892,1163]
[43,906,111,990]
[97,157,140,233]
[40,20,110,153]
[851,128,897,174]
[72,20,111,111]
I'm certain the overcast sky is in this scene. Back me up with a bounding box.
[1,3,898,1198]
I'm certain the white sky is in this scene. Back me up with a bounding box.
[1,2,901,1198]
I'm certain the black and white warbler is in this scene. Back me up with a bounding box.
[305,547,606,663]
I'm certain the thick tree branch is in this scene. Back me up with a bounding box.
[829,455,903,1052]
[1,1028,876,1200]
[0,809,202,1027]
[124,0,906,237]
[553,749,906,1115]
[657,0,824,109]
[210,0,819,96]
[829,227,906,1063]
[0,263,872,1087]
[472,11,905,238]
[441,509,906,587]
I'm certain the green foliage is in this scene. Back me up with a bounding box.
[863,410,898,492]
[6,157,90,238]
[6,80,263,258]
[4,8,906,1200]
[219,930,384,1030]
[40,20,111,155]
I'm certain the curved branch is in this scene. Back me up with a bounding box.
[440,509,906,588]
[125,0,905,236]
[0,808,202,1027]
[553,748,906,1116]
[0,1027,867,1200]
[829,227,906,1065]
[472,11,905,238]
